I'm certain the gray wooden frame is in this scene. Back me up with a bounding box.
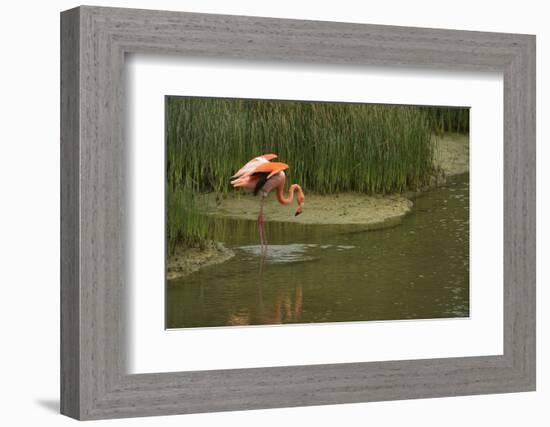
[60,5,536,420]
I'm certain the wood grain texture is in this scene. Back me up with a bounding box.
[60,5,536,420]
[60,7,80,419]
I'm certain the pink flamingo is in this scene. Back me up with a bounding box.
[230,154,305,254]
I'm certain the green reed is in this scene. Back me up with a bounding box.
[425,106,470,135]
[166,97,469,252]
[167,183,210,254]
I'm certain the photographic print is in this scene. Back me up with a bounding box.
[165,96,469,329]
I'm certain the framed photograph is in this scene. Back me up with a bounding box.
[60,5,535,420]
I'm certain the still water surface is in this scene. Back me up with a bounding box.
[167,174,469,328]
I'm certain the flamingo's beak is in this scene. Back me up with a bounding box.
[295,211,301,216]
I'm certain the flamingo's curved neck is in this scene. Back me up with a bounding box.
[276,182,304,206]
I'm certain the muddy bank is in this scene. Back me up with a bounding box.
[433,132,469,177]
[167,241,234,280]
[205,192,413,226]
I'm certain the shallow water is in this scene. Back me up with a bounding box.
[166,174,469,328]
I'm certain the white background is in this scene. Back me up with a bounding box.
[128,57,503,373]
[0,1,547,426]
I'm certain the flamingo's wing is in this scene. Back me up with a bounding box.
[251,162,289,180]
[230,153,278,180]
[229,175,259,190]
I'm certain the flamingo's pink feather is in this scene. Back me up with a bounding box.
[230,175,259,190]
[231,154,277,180]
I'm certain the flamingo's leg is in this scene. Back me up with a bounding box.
[257,215,264,252]
[257,193,267,255]
[261,219,268,250]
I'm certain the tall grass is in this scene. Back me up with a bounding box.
[166,97,450,195]
[425,106,470,135]
[167,184,210,254]
[166,96,469,252]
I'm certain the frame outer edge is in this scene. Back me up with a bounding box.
[502,34,536,390]
[60,6,81,420]
[520,34,536,389]
[527,35,536,390]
